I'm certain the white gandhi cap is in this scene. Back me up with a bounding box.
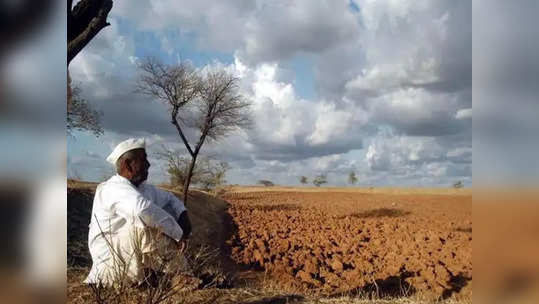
[106,138,146,165]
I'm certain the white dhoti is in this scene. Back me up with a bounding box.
[86,225,190,286]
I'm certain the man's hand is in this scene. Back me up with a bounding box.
[177,211,192,239]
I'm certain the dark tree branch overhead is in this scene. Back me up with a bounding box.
[67,0,113,135]
[67,0,113,66]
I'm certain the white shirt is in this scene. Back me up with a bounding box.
[84,174,186,284]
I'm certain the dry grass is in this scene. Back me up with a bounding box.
[67,179,99,192]
[69,268,470,304]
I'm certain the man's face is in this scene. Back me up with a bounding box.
[128,148,150,185]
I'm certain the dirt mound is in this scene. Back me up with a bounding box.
[223,191,472,300]
[67,184,96,267]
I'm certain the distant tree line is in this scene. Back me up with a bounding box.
[298,174,328,187]
[298,171,358,187]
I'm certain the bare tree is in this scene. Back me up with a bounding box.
[300,176,308,185]
[67,0,113,66]
[180,69,251,200]
[136,58,251,204]
[67,77,103,136]
[348,171,358,185]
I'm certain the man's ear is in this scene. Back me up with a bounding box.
[124,158,133,173]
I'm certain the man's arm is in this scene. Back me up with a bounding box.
[150,186,187,221]
[109,186,184,242]
[137,202,184,241]
[143,185,191,240]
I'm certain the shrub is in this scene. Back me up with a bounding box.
[257,180,274,187]
[313,174,327,187]
[158,146,229,191]
[348,171,358,185]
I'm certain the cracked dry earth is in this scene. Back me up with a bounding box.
[223,191,472,300]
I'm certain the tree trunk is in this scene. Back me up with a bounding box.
[171,115,194,157]
[181,131,208,205]
[182,153,198,205]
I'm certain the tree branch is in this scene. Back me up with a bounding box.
[171,108,194,157]
[67,0,113,66]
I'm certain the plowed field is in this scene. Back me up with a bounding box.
[223,190,472,300]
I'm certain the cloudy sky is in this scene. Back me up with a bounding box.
[67,0,471,187]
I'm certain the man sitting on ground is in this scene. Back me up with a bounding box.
[84,138,198,289]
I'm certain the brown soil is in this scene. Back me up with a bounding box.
[223,191,472,300]
[67,180,471,302]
